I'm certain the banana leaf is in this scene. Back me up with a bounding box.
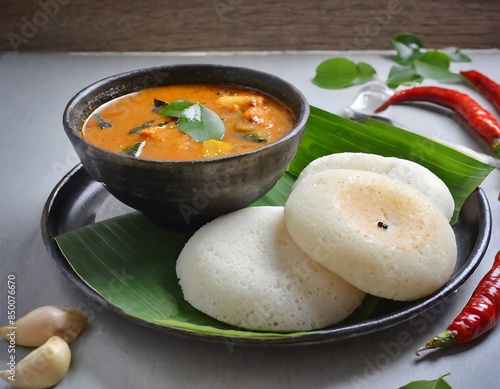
[54,106,494,339]
[55,209,380,338]
[291,106,495,223]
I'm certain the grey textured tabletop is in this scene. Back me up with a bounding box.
[1,50,499,389]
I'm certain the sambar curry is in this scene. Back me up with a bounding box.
[81,84,295,160]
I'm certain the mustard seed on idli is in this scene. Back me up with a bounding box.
[176,206,365,332]
[293,152,455,221]
[284,169,457,301]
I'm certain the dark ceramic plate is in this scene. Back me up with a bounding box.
[41,164,492,346]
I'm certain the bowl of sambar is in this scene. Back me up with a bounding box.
[63,64,309,230]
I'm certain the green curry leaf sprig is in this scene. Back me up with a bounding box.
[312,58,376,89]
[398,373,452,389]
[313,33,471,90]
[158,99,225,142]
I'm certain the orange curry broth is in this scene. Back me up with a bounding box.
[81,84,295,160]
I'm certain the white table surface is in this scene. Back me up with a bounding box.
[1,50,499,389]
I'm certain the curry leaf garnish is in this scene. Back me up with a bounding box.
[179,104,225,142]
[314,33,470,89]
[392,35,465,84]
[387,65,423,88]
[440,46,472,63]
[123,141,146,157]
[398,373,452,389]
[158,99,195,117]
[236,132,268,143]
[158,99,225,142]
[393,35,470,65]
[417,51,451,70]
[413,60,463,83]
[152,98,168,112]
[412,51,463,83]
[127,120,156,135]
[313,58,377,89]
[94,113,112,129]
[356,62,378,84]
[393,32,424,65]
[157,121,169,128]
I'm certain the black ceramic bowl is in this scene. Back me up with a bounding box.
[63,64,309,230]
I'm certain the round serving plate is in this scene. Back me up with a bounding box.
[41,164,492,346]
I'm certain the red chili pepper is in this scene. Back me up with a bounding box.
[461,70,500,114]
[375,86,500,157]
[416,250,500,355]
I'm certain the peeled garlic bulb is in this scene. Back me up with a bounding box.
[0,336,71,389]
[0,306,88,347]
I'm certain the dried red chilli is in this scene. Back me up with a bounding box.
[374,86,500,157]
[461,70,500,114]
[416,250,500,355]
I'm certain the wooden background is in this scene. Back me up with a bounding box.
[1,0,499,52]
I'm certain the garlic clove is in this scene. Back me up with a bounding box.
[0,336,71,389]
[0,306,88,347]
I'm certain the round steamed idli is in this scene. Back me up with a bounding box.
[293,152,455,221]
[176,206,366,332]
[284,169,458,301]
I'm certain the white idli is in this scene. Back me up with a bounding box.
[293,152,455,221]
[176,206,366,332]
[284,169,457,301]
